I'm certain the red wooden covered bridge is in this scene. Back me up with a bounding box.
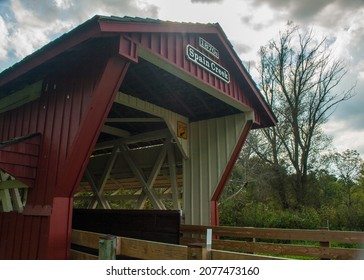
[0,15,276,259]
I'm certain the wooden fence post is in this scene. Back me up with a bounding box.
[187,243,207,260]
[99,235,117,260]
[187,228,212,260]
[320,227,330,260]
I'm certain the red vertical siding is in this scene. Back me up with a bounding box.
[134,32,255,112]
[0,37,130,259]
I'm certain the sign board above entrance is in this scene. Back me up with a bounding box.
[186,44,230,83]
[199,37,219,59]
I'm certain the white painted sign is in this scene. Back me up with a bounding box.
[199,37,219,59]
[186,44,230,83]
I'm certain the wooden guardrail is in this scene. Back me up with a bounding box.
[180,225,364,260]
[70,229,283,260]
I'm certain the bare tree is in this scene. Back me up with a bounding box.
[249,23,354,205]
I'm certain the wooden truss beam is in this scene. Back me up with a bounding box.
[105,118,163,123]
[120,143,166,210]
[101,125,130,138]
[94,129,170,151]
[115,92,189,159]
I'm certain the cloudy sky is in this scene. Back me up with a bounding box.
[1,0,364,155]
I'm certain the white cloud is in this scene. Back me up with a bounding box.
[0,16,9,60]
[323,119,364,155]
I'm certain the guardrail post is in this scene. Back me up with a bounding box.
[99,235,117,260]
[206,228,212,260]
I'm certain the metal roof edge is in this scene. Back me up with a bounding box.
[0,15,102,87]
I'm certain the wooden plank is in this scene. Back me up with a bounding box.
[0,180,28,190]
[102,125,130,138]
[70,249,98,260]
[181,225,364,244]
[181,237,364,260]
[0,189,12,211]
[105,118,163,123]
[71,229,104,250]
[119,236,187,260]
[212,249,285,260]
[214,239,364,260]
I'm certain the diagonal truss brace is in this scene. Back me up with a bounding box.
[120,143,166,210]
[86,145,120,209]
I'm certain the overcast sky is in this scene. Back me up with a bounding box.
[1,0,364,155]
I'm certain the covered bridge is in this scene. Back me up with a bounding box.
[0,15,276,259]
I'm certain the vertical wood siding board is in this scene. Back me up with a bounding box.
[15,106,23,137]
[59,78,72,164]
[235,81,240,102]
[56,77,69,173]
[20,216,32,259]
[7,111,15,139]
[141,32,149,47]
[194,124,201,224]
[22,102,31,135]
[0,213,4,258]
[211,120,218,187]
[151,33,160,55]
[57,56,130,197]
[27,91,48,206]
[174,33,179,65]
[0,112,3,140]
[28,216,42,259]
[198,122,203,223]
[167,33,173,62]
[78,75,85,127]
[40,83,59,205]
[39,86,56,204]
[3,113,10,140]
[207,121,212,199]
[12,213,25,259]
[0,115,4,142]
[0,213,2,254]
[68,74,83,152]
[160,33,166,58]
[29,99,39,134]
[221,118,228,171]
[201,121,210,224]
[36,217,51,259]
[0,213,7,257]
[44,84,66,205]
[189,124,196,224]
[47,197,73,259]
[0,213,10,257]
[5,212,17,259]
